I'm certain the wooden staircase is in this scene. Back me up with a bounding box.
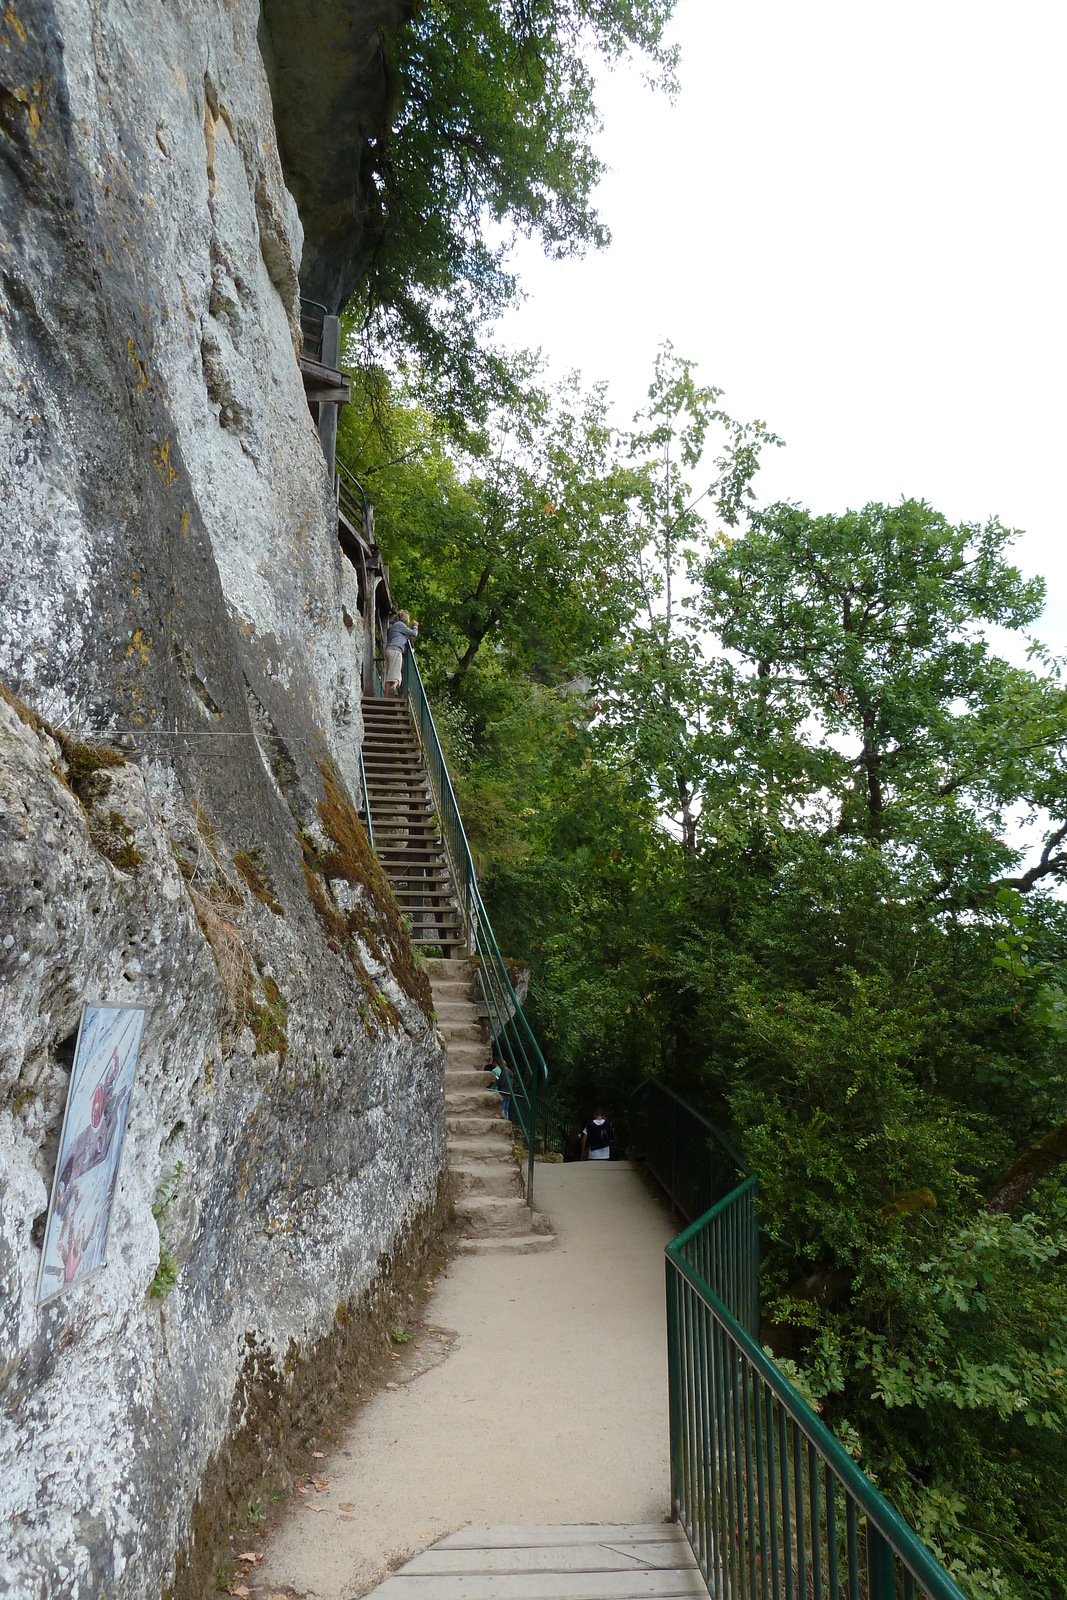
[360,698,466,955]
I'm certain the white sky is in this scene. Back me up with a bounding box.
[499,0,1067,652]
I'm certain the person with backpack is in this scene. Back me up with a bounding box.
[581,1108,614,1161]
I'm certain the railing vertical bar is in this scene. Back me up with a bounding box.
[753,1372,769,1600]
[809,1439,823,1600]
[765,1389,781,1600]
[867,1525,895,1600]
[666,1261,682,1523]
[742,1358,758,1599]
[682,1281,697,1538]
[718,1320,740,1600]
[846,1497,860,1600]
[731,1342,749,1599]
[778,1402,794,1600]
[825,1466,840,1600]
[705,1301,727,1598]
[792,1415,807,1600]
[694,1286,713,1578]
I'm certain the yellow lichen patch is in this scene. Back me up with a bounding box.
[4,7,28,43]
[153,437,177,484]
[125,628,151,665]
[180,507,189,537]
[3,80,42,140]
[126,336,149,394]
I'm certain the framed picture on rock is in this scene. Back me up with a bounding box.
[37,1002,148,1306]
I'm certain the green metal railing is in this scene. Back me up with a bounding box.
[639,1082,968,1600]
[402,649,548,1203]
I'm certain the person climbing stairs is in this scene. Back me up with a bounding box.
[360,698,466,955]
[426,957,554,1253]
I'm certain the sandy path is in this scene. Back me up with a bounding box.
[257,1162,675,1599]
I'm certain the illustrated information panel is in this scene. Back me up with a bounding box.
[38,1004,147,1305]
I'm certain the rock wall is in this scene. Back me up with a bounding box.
[259,0,413,313]
[0,3,444,1596]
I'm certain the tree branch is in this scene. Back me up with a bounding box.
[987,1119,1067,1213]
[995,820,1067,892]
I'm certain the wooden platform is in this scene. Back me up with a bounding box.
[367,1524,705,1599]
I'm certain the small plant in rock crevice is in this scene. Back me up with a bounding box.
[149,1161,185,1299]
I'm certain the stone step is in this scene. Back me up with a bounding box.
[449,1161,523,1198]
[454,1232,557,1257]
[439,1026,484,1047]
[454,1195,536,1235]
[448,1133,514,1160]
[446,1090,506,1115]
[448,1113,515,1137]
[445,1069,493,1089]
[442,1045,492,1071]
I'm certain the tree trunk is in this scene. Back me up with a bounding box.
[987,1120,1067,1212]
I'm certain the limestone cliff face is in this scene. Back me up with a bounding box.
[259,0,413,312]
[0,4,443,1597]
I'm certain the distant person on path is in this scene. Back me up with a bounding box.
[581,1109,614,1161]
[383,610,418,697]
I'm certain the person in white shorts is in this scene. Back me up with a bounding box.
[581,1110,614,1160]
[384,610,418,696]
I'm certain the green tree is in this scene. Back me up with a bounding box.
[694,500,1067,901]
[353,0,678,414]
[338,354,642,695]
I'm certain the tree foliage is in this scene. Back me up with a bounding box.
[352,0,678,414]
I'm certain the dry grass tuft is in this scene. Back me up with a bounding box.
[234,849,285,916]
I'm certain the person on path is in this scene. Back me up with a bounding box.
[383,610,418,696]
[487,1053,510,1120]
[581,1109,614,1161]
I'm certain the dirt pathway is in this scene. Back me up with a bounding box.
[255,1161,675,1599]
